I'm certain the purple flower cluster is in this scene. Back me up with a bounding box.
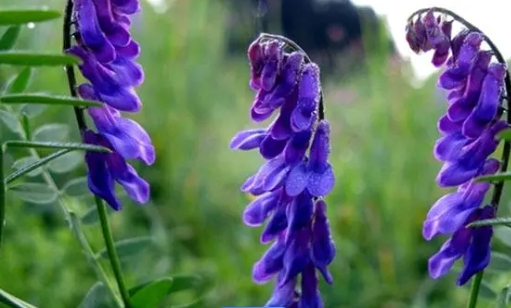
[406,10,509,285]
[70,0,155,210]
[230,36,336,307]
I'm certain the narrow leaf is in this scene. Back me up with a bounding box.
[3,141,111,153]
[476,172,511,183]
[5,150,70,185]
[81,205,114,225]
[0,110,21,133]
[497,286,511,308]
[0,9,61,26]
[5,67,34,94]
[49,151,83,173]
[63,177,89,197]
[98,237,153,260]
[0,94,103,107]
[78,282,109,308]
[468,218,511,228]
[0,26,21,51]
[498,129,511,141]
[21,113,30,139]
[0,288,37,308]
[0,51,79,66]
[167,275,205,294]
[32,123,69,142]
[495,227,511,248]
[11,156,42,177]
[479,280,497,299]
[8,182,57,204]
[487,252,511,273]
[129,278,173,308]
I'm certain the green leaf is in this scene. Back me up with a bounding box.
[476,172,511,183]
[479,280,497,300]
[487,252,511,273]
[468,218,511,228]
[98,237,153,260]
[81,205,115,225]
[0,109,21,133]
[18,104,47,118]
[5,67,34,94]
[8,182,57,204]
[32,123,69,142]
[167,275,206,294]
[0,26,21,51]
[62,177,89,197]
[497,286,511,308]
[0,9,61,26]
[0,288,37,308]
[0,94,103,107]
[495,226,511,248]
[0,51,79,66]
[20,113,31,139]
[49,151,83,173]
[3,141,111,153]
[78,282,109,308]
[5,150,71,185]
[129,278,173,308]
[11,156,42,177]
[498,129,511,141]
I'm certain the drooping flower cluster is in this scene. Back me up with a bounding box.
[230,35,336,307]
[69,0,155,210]
[406,10,509,285]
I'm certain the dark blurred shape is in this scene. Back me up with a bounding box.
[223,0,397,76]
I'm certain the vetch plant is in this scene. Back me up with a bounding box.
[406,7,511,308]
[230,33,336,307]
[0,3,209,308]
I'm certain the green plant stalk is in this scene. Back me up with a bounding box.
[95,196,132,308]
[467,272,483,308]
[30,148,124,308]
[0,288,38,308]
[2,103,123,307]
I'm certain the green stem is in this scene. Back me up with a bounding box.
[33,148,124,308]
[0,147,5,252]
[94,196,132,308]
[2,104,124,307]
[466,271,484,308]
[0,287,38,308]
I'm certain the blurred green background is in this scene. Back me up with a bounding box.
[2,0,511,307]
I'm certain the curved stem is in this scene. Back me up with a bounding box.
[258,32,326,120]
[63,1,130,306]
[94,196,132,308]
[467,272,483,308]
[63,0,87,131]
[409,7,511,307]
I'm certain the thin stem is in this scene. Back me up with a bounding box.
[31,147,124,308]
[409,7,511,307]
[258,33,326,120]
[94,196,132,308]
[63,0,87,131]
[63,1,131,306]
[0,147,5,252]
[467,272,483,308]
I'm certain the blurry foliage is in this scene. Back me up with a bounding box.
[1,0,511,307]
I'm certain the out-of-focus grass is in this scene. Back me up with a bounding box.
[0,0,508,307]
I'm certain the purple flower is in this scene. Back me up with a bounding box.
[428,206,494,286]
[231,35,336,306]
[83,130,149,210]
[71,0,154,210]
[406,10,509,285]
